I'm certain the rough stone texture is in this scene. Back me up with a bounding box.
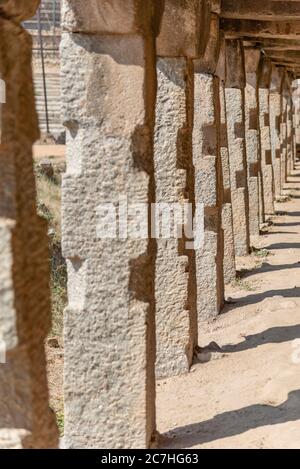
[225,39,250,257]
[221,0,300,21]
[220,85,236,284]
[154,58,197,378]
[244,48,261,239]
[270,66,285,198]
[62,0,163,36]
[61,30,157,448]
[217,37,236,284]
[0,18,58,449]
[280,92,288,187]
[258,57,275,215]
[286,93,294,175]
[222,18,300,40]
[193,70,224,320]
[293,84,300,145]
[156,0,211,58]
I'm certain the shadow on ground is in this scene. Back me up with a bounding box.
[161,390,300,447]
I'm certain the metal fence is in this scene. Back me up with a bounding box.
[23,0,61,51]
[23,1,62,135]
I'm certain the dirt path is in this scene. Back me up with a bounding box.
[157,163,300,449]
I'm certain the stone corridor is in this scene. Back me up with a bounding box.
[157,162,300,449]
[2,0,300,449]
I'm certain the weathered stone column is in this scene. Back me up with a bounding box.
[270,66,285,199]
[286,79,294,175]
[258,56,275,216]
[293,84,300,148]
[216,35,236,284]
[225,39,250,256]
[0,2,58,449]
[292,82,298,166]
[61,0,161,448]
[244,47,261,240]
[154,0,210,378]
[280,77,288,188]
[193,14,224,320]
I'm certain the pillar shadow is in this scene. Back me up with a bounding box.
[239,262,300,279]
[274,222,300,227]
[227,287,300,310]
[161,390,300,447]
[285,211,300,217]
[264,242,300,250]
[222,324,300,353]
[260,231,297,235]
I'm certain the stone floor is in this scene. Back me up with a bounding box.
[157,162,300,449]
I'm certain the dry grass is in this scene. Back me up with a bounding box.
[35,166,67,338]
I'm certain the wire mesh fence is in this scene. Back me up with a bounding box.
[23,0,61,51]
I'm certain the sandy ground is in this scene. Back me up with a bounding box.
[157,163,300,449]
[45,155,300,447]
[33,144,65,161]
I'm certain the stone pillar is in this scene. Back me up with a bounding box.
[0,4,58,449]
[61,0,161,448]
[154,0,210,378]
[280,78,288,188]
[258,57,275,216]
[270,66,285,199]
[193,14,225,320]
[286,81,294,175]
[244,48,261,240]
[292,86,298,164]
[294,85,300,148]
[225,39,250,256]
[216,35,236,284]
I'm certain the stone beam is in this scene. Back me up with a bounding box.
[221,18,300,40]
[221,1,300,21]
[256,39,300,50]
[156,0,211,58]
[62,0,163,35]
[264,50,300,60]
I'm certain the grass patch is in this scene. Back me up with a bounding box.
[56,410,65,437]
[35,165,67,337]
[250,246,270,258]
[231,277,255,291]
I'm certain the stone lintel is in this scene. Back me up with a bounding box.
[221,1,300,21]
[270,65,286,93]
[62,0,163,36]
[193,14,220,74]
[265,49,300,60]
[258,55,272,88]
[216,32,226,82]
[221,18,300,40]
[211,0,221,15]
[225,38,246,89]
[244,47,261,87]
[157,0,211,58]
